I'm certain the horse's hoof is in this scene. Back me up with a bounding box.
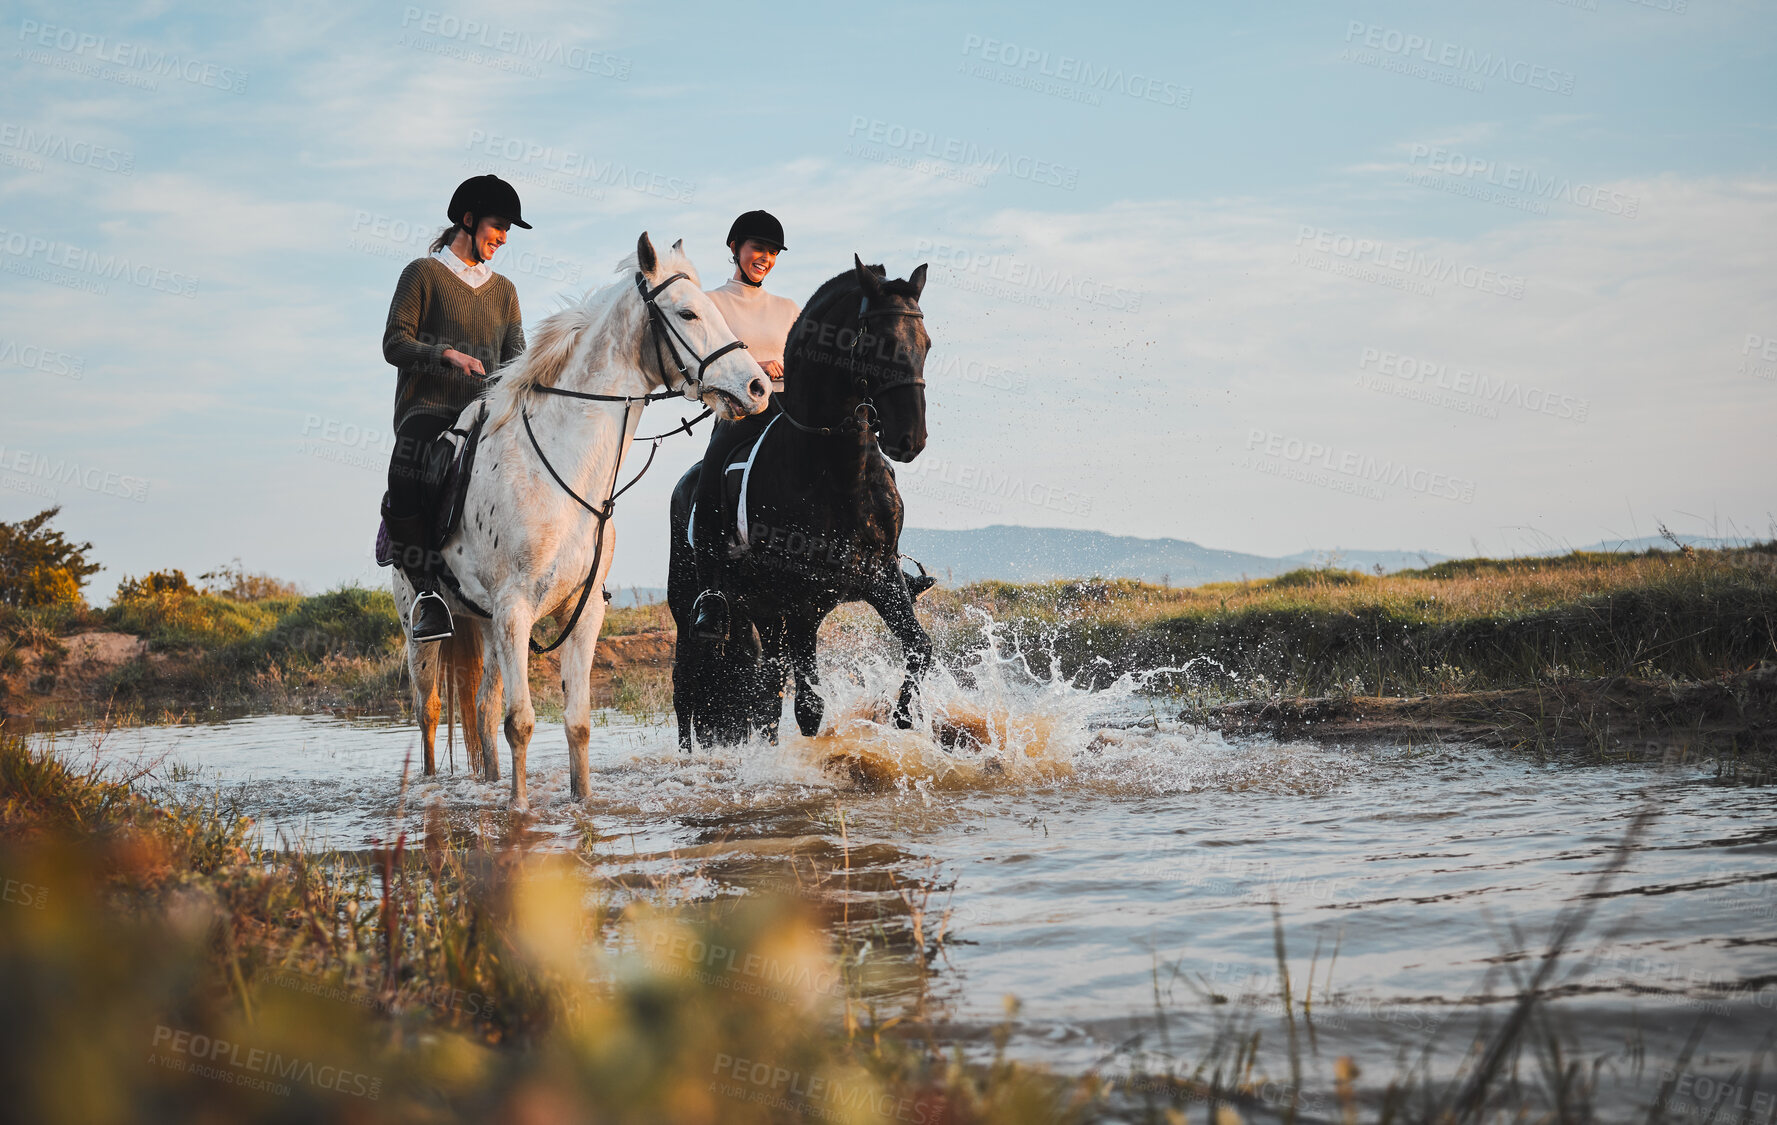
[511,796,529,814]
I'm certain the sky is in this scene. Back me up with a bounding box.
[4,0,1774,595]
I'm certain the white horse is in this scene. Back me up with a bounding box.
[395,233,770,809]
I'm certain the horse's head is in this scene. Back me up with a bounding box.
[786,256,931,462]
[852,256,929,462]
[634,232,771,421]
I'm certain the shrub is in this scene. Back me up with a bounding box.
[114,570,198,601]
[0,507,100,609]
[198,559,302,601]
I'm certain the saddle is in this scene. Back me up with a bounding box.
[686,417,935,597]
[375,404,488,567]
[688,414,781,558]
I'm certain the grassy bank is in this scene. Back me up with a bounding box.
[7,546,1773,755]
[917,544,1777,698]
[0,585,674,725]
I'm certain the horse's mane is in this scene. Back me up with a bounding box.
[484,243,699,430]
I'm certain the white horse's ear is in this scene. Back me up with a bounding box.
[671,238,684,253]
[637,232,657,275]
[909,263,927,298]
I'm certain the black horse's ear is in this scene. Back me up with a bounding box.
[908,263,927,299]
[637,232,657,275]
[854,253,883,297]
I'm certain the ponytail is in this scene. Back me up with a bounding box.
[429,223,463,254]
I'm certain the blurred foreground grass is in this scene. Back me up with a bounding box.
[0,731,1095,1123]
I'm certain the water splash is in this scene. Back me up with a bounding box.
[771,608,1335,797]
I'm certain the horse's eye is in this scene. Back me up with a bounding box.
[677,309,697,321]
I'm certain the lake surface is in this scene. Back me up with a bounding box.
[34,639,1777,1120]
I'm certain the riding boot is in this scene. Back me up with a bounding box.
[690,542,730,642]
[383,501,453,642]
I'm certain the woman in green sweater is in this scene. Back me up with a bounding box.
[381,174,529,641]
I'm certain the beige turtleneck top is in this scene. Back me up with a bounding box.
[706,278,802,390]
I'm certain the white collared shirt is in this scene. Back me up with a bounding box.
[433,246,494,289]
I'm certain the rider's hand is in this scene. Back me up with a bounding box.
[442,348,486,378]
[760,359,785,382]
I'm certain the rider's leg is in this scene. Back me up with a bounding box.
[386,414,454,641]
[690,412,768,639]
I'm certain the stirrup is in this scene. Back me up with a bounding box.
[690,589,729,640]
[410,589,454,642]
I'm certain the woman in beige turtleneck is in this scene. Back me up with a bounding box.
[690,210,801,638]
[705,212,801,392]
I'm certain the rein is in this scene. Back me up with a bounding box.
[454,270,741,653]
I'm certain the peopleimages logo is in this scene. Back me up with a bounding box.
[16,19,248,93]
[0,123,133,174]
[463,130,695,203]
[846,118,1079,191]
[1244,429,1477,503]
[398,8,630,78]
[0,228,199,298]
[1342,22,1576,95]
[0,442,150,503]
[1294,227,1525,300]
[1407,145,1639,218]
[1359,347,1590,422]
[912,238,1142,313]
[959,34,1191,108]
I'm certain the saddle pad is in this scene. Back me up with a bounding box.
[370,403,487,567]
[686,414,783,553]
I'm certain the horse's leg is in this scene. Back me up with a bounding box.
[784,615,825,739]
[398,572,441,775]
[753,615,788,743]
[493,610,538,810]
[863,580,934,729]
[410,636,440,775]
[559,597,606,801]
[672,634,695,751]
[476,624,503,784]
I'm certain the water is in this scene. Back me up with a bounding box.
[32,630,1777,1118]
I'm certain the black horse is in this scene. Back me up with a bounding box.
[668,256,934,748]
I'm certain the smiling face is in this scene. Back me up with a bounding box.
[732,238,780,285]
[462,214,511,262]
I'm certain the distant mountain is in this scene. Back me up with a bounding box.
[897,526,1446,586]
[1573,535,1741,554]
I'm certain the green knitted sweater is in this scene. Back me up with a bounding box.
[382,256,526,430]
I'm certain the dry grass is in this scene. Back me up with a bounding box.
[910,545,1777,698]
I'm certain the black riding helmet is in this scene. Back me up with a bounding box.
[726,209,785,252]
[448,174,532,232]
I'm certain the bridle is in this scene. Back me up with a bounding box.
[444,270,752,652]
[528,270,749,412]
[777,291,926,438]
